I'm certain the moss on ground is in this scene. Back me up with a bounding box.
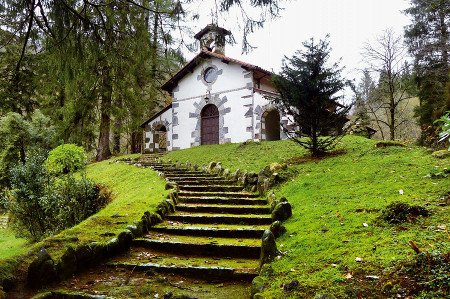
[0,155,168,291]
[2,137,449,297]
[159,136,450,297]
[0,228,28,260]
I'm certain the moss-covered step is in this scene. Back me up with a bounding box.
[172,179,239,185]
[106,262,257,281]
[177,196,267,205]
[149,223,266,238]
[165,213,272,225]
[43,264,252,298]
[159,168,208,175]
[165,173,218,178]
[140,162,174,167]
[178,191,258,198]
[165,176,226,182]
[175,203,271,214]
[32,291,113,299]
[150,167,188,171]
[178,185,244,192]
[111,246,260,269]
[133,236,260,258]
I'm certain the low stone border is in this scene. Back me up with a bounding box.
[160,159,294,299]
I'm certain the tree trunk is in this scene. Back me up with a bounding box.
[150,4,159,81]
[96,68,112,161]
[130,130,142,153]
[113,98,122,155]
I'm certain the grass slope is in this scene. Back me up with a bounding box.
[0,228,28,260]
[0,156,168,286]
[162,136,450,297]
[164,140,307,173]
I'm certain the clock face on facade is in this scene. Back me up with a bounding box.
[203,67,218,83]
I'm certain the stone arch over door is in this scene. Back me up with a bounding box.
[189,94,231,147]
[201,104,219,145]
[146,120,170,152]
[255,104,283,141]
[153,124,168,151]
[262,109,280,141]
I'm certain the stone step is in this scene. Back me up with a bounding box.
[150,223,266,238]
[133,237,260,259]
[178,196,267,205]
[173,179,238,185]
[178,191,258,198]
[114,246,260,268]
[155,167,206,175]
[107,262,257,281]
[141,162,174,166]
[140,161,176,168]
[176,203,271,214]
[163,171,212,176]
[151,167,189,171]
[33,291,114,299]
[165,213,273,225]
[178,185,244,192]
[165,173,217,178]
[166,176,226,182]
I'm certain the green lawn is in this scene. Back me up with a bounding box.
[161,136,450,297]
[164,139,307,173]
[0,228,28,260]
[0,155,168,284]
[1,138,448,297]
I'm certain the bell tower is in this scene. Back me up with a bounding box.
[194,24,231,55]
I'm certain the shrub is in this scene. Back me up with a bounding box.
[6,152,110,241]
[46,144,87,174]
[0,110,55,188]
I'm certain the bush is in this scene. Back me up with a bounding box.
[46,144,87,174]
[0,110,55,188]
[6,152,110,241]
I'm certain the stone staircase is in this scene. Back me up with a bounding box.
[23,153,276,298]
[108,154,273,282]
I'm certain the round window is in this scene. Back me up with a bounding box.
[203,67,218,83]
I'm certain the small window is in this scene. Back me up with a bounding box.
[204,67,218,83]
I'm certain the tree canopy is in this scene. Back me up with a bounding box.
[404,0,450,145]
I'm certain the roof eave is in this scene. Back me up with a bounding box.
[140,104,173,128]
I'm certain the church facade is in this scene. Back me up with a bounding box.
[141,25,291,153]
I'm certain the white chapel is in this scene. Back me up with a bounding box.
[141,24,291,153]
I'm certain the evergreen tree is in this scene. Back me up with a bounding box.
[404,0,450,145]
[271,36,351,157]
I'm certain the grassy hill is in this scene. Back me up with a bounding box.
[1,136,448,298]
[164,136,449,298]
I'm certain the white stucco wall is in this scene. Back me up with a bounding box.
[143,54,290,153]
[170,57,255,150]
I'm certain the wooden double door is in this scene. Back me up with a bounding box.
[201,104,219,145]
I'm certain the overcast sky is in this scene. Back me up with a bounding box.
[183,0,412,89]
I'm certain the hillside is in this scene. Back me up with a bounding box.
[164,136,449,298]
[1,136,448,298]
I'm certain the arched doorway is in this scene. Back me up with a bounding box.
[263,109,280,141]
[201,104,219,145]
[153,125,167,152]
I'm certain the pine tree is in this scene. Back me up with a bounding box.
[404,0,450,145]
[271,36,351,156]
